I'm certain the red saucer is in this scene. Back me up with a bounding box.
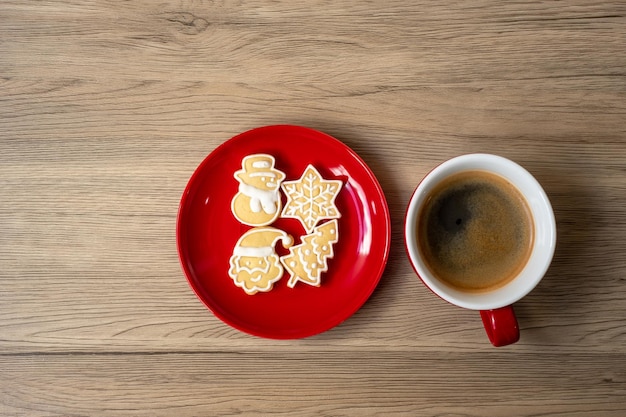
[176,125,391,338]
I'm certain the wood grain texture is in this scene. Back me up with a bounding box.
[1,0,625,415]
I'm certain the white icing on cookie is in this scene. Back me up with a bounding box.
[280,219,339,288]
[228,227,293,295]
[231,154,286,226]
[281,165,342,233]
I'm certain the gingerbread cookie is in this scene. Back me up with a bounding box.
[228,227,293,295]
[281,165,342,233]
[280,219,339,288]
[231,154,286,226]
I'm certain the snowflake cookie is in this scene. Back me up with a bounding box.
[280,219,339,288]
[280,165,342,233]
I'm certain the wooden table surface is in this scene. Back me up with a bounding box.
[2,1,626,416]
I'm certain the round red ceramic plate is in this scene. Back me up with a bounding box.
[176,125,391,338]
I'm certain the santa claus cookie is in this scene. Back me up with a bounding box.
[281,165,342,233]
[231,154,286,226]
[280,219,339,288]
[228,227,293,295]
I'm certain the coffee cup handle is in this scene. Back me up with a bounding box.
[480,306,520,347]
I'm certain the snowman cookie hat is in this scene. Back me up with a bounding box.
[235,154,286,184]
[233,227,293,258]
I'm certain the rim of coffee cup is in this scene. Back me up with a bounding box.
[405,153,556,310]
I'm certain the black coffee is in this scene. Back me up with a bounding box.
[417,170,534,292]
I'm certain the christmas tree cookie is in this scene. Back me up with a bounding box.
[280,219,339,288]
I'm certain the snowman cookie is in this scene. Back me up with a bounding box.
[231,154,286,226]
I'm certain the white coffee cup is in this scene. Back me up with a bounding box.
[405,154,556,346]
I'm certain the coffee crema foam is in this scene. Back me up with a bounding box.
[417,170,534,293]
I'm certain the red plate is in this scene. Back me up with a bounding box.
[176,125,391,338]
